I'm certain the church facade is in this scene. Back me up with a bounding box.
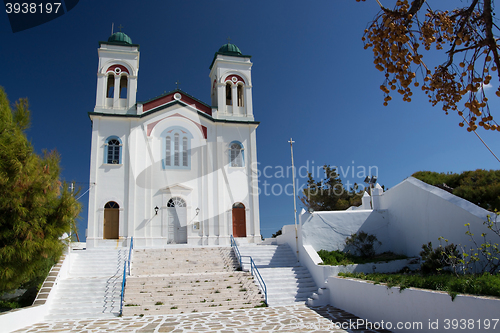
[86,32,261,248]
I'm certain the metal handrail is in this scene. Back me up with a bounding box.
[229,235,267,305]
[127,237,133,276]
[230,235,243,268]
[249,256,267,304]
[119,237,133,316]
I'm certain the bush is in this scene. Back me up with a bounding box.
[344,231,381,258]
[420,241,461,275]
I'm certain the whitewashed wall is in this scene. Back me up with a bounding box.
[300,209,391,253]
[329,276,500,333]
[379,177,493,257]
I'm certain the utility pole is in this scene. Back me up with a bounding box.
[288,138,299,262]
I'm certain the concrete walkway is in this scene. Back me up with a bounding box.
[14,304,391,333]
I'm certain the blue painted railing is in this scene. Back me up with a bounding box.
[230,235,243,268]
[230,235,267,305]
[119,237,133,316]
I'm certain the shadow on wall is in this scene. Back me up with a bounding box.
[301,209,391,254]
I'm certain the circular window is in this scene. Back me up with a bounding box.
[174,93,182,100]
[231,76,238,83]
[114,67,122,74]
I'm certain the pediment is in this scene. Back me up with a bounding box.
[141,90,212,116]
[161,183,193,194]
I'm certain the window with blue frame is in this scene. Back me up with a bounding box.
[162,127,191,169]
[105,136,122,164]
[230,141,244,167]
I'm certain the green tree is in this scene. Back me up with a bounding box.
[413,169,500,211]
[0,87,81,293]
[357,0,500,133]
[300,165,363,211]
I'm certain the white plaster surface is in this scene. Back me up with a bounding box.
[329,276,500,333]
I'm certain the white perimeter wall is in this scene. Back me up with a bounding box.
[329,276,500,333]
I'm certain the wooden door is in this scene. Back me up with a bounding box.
[103,208,119,239]
[232,204,246,237]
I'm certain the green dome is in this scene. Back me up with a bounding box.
[108,32,132,45]
[217,43,242,56]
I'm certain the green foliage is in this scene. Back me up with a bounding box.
[318,250,354,266]
[318,249,407,266]
[345,231,381,258]
[299,165,364,211]
[0,87,81,293]
[420,241,462,275]
[463,215,500,274]
[413,170,500,211]
[339,272,500,299]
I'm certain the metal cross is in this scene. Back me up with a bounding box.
[118,24,124,32]
[227,36,231,44]
[176,80,181,89]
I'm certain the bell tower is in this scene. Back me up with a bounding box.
[209,42,254,121]
[95,31,140,114]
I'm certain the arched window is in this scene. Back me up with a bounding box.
[163,127,191,169]
[167,197,186,207]
[237,84,244,107]
[230,142,244,167]
[226,82,232,105]
[106,74,115,98]
[119,75,128,99]
[105,137,122,164]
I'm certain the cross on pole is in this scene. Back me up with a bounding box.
[175,80,181,89]
[227,36,231,44]
[118,24,124,32]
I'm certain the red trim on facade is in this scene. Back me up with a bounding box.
[224,74,245,85]
[146,113,208,139]
[106,65,130,74]
[146,119,162,136]
[143,92,212,116]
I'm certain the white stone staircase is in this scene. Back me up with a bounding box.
[122,247,265,316]
[45,248,127,321]
[236,243,318,306]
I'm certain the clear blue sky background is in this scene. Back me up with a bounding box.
[1,0,499,239]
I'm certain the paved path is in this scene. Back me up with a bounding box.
[14,304,391,333]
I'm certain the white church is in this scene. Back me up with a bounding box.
[86,32,261,248]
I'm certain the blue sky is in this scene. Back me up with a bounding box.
[2,0,499,239]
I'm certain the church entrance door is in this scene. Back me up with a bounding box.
[103,201,119,239]
[167,197,187,244]
[232,203,246,238]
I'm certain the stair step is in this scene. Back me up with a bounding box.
[236,243,317,306]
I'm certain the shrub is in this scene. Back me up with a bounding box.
[344,231,381,258]
[420,241,461,275]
